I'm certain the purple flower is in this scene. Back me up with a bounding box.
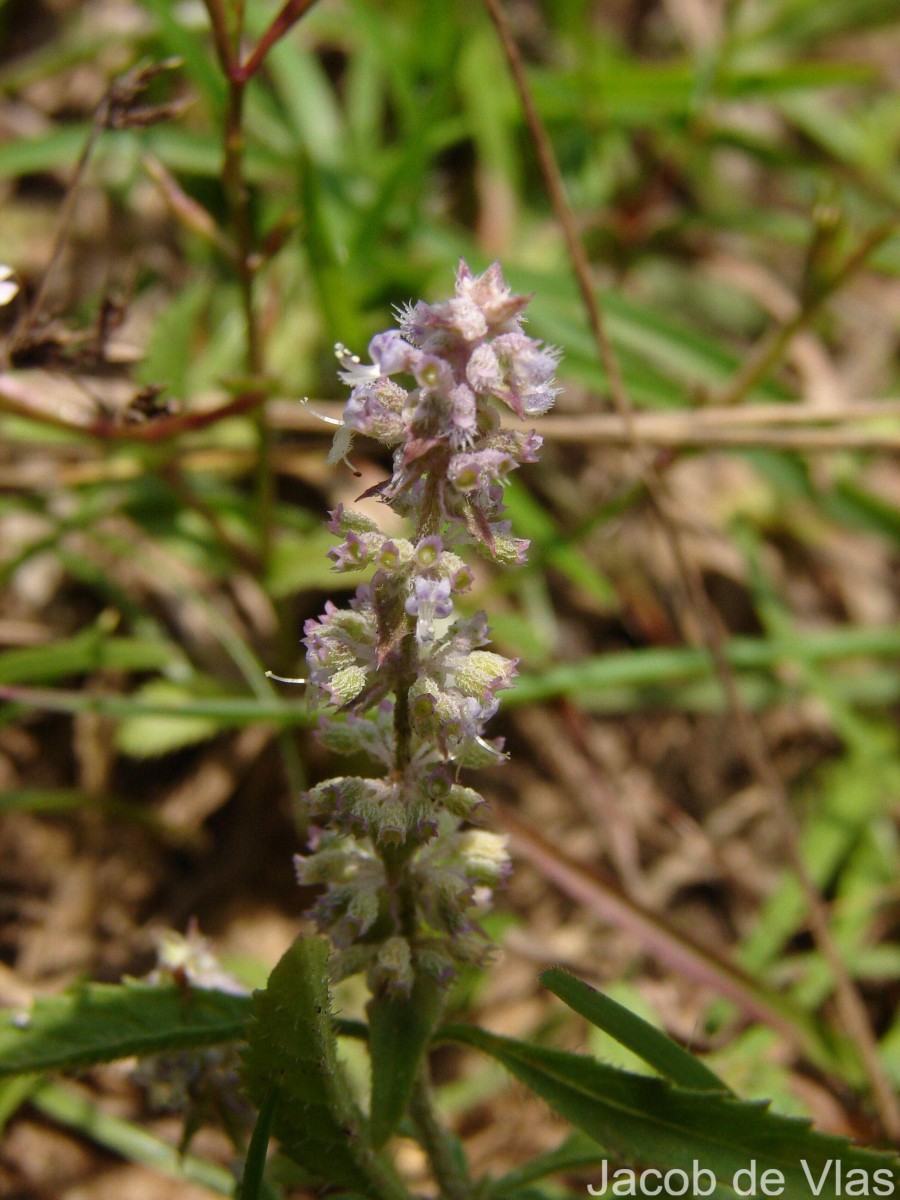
[448,449,517,494]
[491,332,560,417]
[448,382,478,446]
[327,530,371,571]
[414,535,443,568]
[343,377,407,444]
[405,575,453,643]
[368,329,421,376]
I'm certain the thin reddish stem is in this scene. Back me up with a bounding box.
[236,0,321,82]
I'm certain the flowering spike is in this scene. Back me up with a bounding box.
[297,262,558,993]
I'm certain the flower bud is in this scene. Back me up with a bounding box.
[457,830,511,886]
[377,538,413,571]
[346,887,380,938]
[371,936,414,995]
[489,535,530,566]
[414,535,443,568]
[455,651,517,699]
[328,504,379,535]
[376,796,408,846]
[326,665,368,706]
[445,784,486,819]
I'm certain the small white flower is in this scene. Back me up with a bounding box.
[334,342,380,386]
[0,265,19,307]
[149,926,248,996]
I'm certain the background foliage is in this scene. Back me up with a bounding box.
[1,0,900,1195]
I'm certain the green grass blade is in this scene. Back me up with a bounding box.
[0,685,315,727]
[541,969,728,1093]
[506,623,900,706]
[239,1085,281,1200]
[33,1081,240,1197]
[0,631,180,686]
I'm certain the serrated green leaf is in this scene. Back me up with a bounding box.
[541,969,726,1093]
[368,972,444,1148]
[0,983,251,1077]
[241,937,408,1200]
[441,1025,900,1197]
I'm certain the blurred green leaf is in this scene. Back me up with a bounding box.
[114,678,229,757]
[33,1081,244,1197]
[240,1085,281,1200]
[1,684,314,728]
[266,527,352,597]
[0,630,180,686]
[0,1075,40,1134]
[506,623,900,707]
[532,58,873,126]
[138,0,226,115]
[0,983,250,1077]
[484,1132,605,1198]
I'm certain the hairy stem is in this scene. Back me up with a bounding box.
[409,1065,471,1200]
[392,628,417,775]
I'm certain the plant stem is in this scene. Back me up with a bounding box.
[203,0,274,569]
[392,629,416,774]
[409,1065,472,1200]
[238,0,322,82]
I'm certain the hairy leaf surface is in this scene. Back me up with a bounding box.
[241,936,407,1199]
[0,983,251,1076]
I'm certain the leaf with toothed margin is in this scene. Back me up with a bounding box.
[0,982,251,1077]
[440,1023,900,1198]
[240,936,408,1200]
